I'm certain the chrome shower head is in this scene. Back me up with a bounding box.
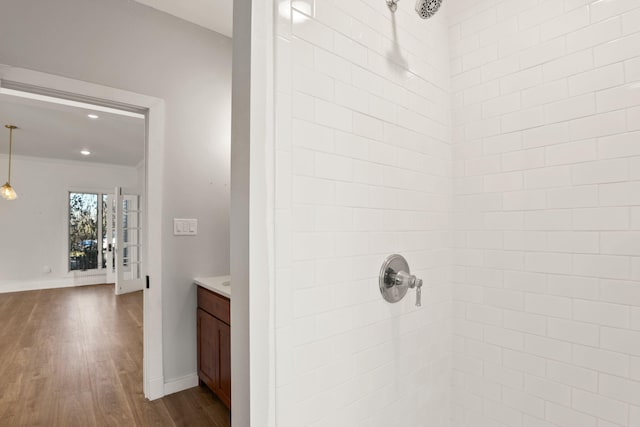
[415,0,442,19]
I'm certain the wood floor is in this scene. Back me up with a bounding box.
[0,284,231,427]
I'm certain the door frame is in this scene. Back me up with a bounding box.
[0,64,166,400]
[231,0,277,424]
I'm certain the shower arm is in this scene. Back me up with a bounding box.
[387,0,399,12]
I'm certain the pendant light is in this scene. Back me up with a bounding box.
[1,125,18,201]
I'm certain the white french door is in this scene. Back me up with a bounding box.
[110,186,144,295]
[105,194,116,284]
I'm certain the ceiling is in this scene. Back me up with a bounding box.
[133,0,233,38]
[0,93,145,167]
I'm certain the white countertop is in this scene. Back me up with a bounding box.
[194,275,231,299]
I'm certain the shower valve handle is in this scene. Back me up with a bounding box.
[379,254,424,307]
[414,277,423,307]
[396,270,423,307]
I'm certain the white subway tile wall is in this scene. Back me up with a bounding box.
[274,0,453,426]
[450,0,640,426]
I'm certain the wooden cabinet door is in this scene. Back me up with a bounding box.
[197,288,231,410]
[197,308,217,390]
[217,321,231,409]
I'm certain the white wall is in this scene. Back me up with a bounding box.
[0,0,232,384]
[230,0,276,423]
[449,1,640,426]
[0,155,138,292]
[273,0,453,425]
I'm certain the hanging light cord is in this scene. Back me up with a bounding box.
[6,125,13,184]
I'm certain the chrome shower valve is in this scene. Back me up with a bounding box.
[379,254,424,307]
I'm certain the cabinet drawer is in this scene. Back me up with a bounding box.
[198,286,230,324]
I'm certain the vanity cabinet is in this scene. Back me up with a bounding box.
[197,286,231,409]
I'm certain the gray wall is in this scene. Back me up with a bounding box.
[0,0,232,382]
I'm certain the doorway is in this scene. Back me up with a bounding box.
[0,66,165,399]
[0,90,146,294]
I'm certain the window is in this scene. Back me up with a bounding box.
[69,192,111,271]
[69,192,98,271]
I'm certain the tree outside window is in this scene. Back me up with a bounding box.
[69,192,98,271]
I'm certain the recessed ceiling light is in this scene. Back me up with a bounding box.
[81,150,91,156]
[87,114,99,119]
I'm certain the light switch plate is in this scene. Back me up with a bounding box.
[174,218,197,236]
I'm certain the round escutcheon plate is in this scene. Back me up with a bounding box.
[379,254,411,303]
